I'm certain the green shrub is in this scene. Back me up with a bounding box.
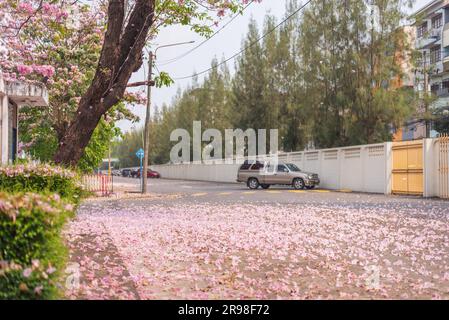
[0,260,59,300]
[0,192,74,299]
[0,164,82,201]
[0,192,73,263]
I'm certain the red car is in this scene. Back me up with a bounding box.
[136,168,160,179]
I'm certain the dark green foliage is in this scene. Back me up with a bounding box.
[0,193,72,264]
[114,0,419,163]
[0,192,74,299]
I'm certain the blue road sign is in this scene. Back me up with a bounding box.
[136,148,144,159]
[136,148,145,192]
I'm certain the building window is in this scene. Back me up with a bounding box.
[443,80,449,89]
[432,14,442,29]
[417,22,428,38]
[416,51,426,68]
[430,46,441,64]
[431,83,440,94]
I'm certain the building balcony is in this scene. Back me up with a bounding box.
[416,31,441,49]
[431,95,449,109]
[4,80,48,106]
[430,28,442,37]
[428,61,444,77]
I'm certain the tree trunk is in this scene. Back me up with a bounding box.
[53,0,155,166]
[53,105,104,166]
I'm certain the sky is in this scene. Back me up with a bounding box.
[117,0,431,133]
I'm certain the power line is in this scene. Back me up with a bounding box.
[156,0,255,66]
[172,0,312,81]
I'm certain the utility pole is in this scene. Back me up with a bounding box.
[141,41,194,193]
[142,51,153,193]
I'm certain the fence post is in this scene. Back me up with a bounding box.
[384,142,393,195]
[102,174,106,196]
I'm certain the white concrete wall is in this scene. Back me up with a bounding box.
[151,162,240,183]
[424,139,437,197]
[151,142,391,194]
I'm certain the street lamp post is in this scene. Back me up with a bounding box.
[142,41,194,193]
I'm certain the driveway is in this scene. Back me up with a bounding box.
[65,178,449,299]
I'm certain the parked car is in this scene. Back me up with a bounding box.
[130,169,139,178]
[136,168,161,179]
[121,169,132,177]
[112,169,121,176]
[237,161,320,190]
[121,168,137,178]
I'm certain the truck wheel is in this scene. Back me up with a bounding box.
[247,178,259,190]
[292,178,305,190]
[261,184,270,189]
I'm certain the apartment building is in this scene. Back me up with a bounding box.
[411,0,449,139]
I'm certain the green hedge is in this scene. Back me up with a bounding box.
[0,260,59,300]
[0,164,82,201]
[0,192,74,299]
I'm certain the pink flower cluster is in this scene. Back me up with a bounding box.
[0,192,72,225]
[0,163,76,179]
[42,2,68,22]
[17,64,55,78]
[18,2,68,21]
[124,90,147,106]
[18,2,34,15]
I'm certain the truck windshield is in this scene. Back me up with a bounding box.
[286,163,301,172]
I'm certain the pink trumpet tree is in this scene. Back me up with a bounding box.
[0,0,256,166]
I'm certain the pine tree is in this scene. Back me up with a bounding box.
[232,18,267,132]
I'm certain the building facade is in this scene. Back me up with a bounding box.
[411,0,449,140]
[0,73,48,164]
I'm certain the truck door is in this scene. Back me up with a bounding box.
[261,163,275,184]
[274,164,290,184]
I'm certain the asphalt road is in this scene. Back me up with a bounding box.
[113,176,449,213]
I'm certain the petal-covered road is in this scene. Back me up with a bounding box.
[64,184,449,299]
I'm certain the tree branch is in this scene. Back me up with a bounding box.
[127,81,155,88]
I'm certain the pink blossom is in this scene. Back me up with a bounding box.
[33,65,55,78]
[34,285,43,295]
[22,268,32,278]
[18,3,34,14]
[17,64,33,76]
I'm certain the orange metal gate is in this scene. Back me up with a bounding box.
[438,134,449,199]
[392,140,423,195]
